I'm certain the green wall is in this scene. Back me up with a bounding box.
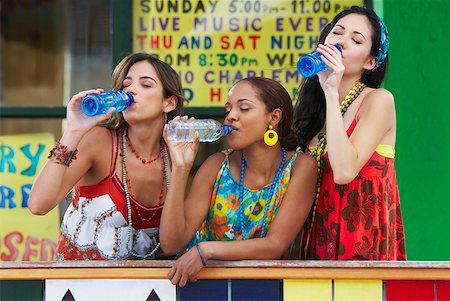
[384,0,450,260]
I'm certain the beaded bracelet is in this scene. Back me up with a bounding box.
[196,244,207,267]
[48,142,78,166]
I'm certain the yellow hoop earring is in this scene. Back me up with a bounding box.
[264,125,278,147]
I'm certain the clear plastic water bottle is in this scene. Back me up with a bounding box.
[81,90,134,116]
[297,44,342,78]
[167,119,233,142]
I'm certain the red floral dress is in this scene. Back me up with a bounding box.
[306,117,407,260]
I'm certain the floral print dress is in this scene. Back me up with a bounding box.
[306,116,407,260]
[187,148,302,250]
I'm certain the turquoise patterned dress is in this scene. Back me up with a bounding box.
[186,148,302,250]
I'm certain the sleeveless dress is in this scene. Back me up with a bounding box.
[55,130,163,260]
[305,109,407,260]
[187,148,302,253]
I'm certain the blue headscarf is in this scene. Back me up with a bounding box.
[373,16,389,70]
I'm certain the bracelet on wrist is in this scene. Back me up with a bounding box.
[48,142,78,166]
[196,244,207,267]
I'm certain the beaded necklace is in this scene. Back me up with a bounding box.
[122,126,169,259]
[238,148,287,239]
[121,144,165,224]
[308,82,366,232]
[126,134,162,164]
[122,138,166,207]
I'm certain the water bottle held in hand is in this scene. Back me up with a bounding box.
[167,119,233,142]
[81,90,134,116]
[297,44,342,78]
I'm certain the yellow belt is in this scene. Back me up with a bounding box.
[375,144,395,158]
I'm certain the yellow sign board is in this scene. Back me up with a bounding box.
[133,0,363,107]
[0,133,59,261]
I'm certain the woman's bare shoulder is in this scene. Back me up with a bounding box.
[81,126,114,146]
[197,151,228,172]
[364,87,395,108]
[292,150,317,175]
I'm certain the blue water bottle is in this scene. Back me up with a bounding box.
[81,90,134,116]
[297,44,342,78]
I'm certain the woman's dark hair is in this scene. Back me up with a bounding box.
[237,77,299,151]
[293,6,388,149]
[104,53,185,129]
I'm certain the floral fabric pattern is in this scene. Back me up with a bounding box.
[187,148,302,250]
[306,121,406,260]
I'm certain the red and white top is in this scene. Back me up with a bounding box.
[55,130,163,260]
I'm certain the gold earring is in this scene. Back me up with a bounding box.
[264,125,278,147]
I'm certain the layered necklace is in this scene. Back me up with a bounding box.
[238,148,287,240]
[308,82,366,232]
[121,126,169,259]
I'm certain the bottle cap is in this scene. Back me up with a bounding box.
[222,125,233,136]
[124,91,134,104]
[332,43,343,53]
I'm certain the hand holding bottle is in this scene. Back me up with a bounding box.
[315,44,345,96]
[297,44,343,78]
[65,89,116,140]
[163,116,200,171]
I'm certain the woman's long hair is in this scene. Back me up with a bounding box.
[293,6,388,149]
